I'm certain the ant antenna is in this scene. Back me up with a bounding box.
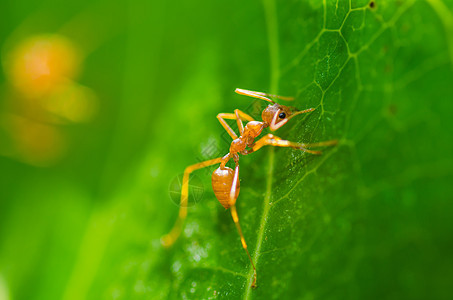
[287,108,316,120]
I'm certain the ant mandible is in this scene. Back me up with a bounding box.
[161,88,337,288]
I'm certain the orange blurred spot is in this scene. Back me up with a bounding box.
[0,34,98,166]
[5,34,80,98]
[1,114,66,166]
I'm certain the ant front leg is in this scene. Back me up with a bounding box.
[161,157,224,247]
[245,134,338,155]
[228,164,258,288]
[234,109,255,135]
[217,110,255,137]
[235,88,295,102]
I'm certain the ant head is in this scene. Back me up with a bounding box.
[262,104,294,131]
[234,88,315,131]
[262,103,315,131]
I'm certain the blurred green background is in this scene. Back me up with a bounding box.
[1,0,453,299]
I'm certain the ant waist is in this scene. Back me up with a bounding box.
[230,136,254,153]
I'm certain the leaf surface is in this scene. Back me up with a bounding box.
[155,1,453,299]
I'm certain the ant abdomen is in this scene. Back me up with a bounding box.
[212,167,240,209]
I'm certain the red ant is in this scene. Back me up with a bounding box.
[161,88,337,288]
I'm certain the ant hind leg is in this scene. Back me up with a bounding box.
[161,157,223,247]
[229,164,257,288]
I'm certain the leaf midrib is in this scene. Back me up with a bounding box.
[244,148,275,297]
[243,0,280,298]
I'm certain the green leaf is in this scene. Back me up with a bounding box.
[152,1,453,299]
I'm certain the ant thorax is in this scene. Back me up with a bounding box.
[243,121,264,137]
[229,121,265,154]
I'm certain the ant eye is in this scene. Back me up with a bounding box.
[278,112,286,119]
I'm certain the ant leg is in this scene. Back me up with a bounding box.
[217,113,239,139]
[161,157,224,247]
[218,110,255,136]
[235,88,294,103]
[246,134,337,155]
[234,109,255,135]
[235,110,244,135]
[234,109,255,122]
[229,164,257,288]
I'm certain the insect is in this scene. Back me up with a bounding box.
[161,88,337,288]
